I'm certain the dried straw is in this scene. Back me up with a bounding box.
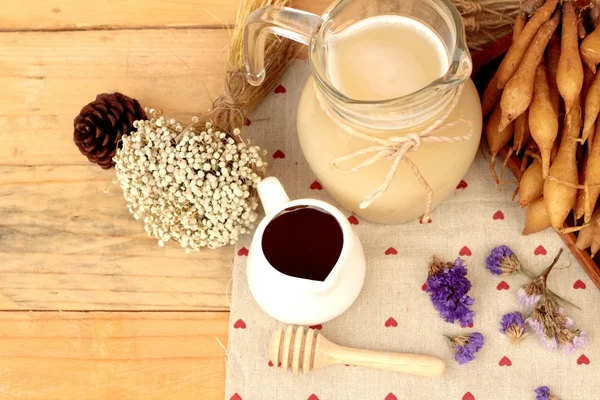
[454,0,519,50]
[207,0,296,133]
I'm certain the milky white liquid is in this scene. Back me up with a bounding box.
[326,16,449,100]
[297,15,482,224]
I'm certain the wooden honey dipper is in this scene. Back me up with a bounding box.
[269,326,445,377]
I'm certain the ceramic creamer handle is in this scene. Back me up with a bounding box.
[258,177,290,215]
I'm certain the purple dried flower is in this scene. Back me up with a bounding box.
[535,386,560,400]
[535,386,550,400]
[526,317,544,336]
[426,256,475,327]
[500,311,525,332]
[527,296,588,353]
[486,245,536,278]
[573,331,589,350]
[564,317,575,329]
[486,245,520,275]
[556,309,576,329]
[500,311,527,344]
[518,280,544,309]
[557,328,589,354]
[540,335,559,351]
[447,332,484,365]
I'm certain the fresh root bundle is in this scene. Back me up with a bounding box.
[483,0,600,257]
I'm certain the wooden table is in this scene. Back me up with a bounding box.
[0,1,328,398]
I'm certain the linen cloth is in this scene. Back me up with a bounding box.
[225,61,600,400]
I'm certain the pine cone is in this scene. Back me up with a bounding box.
[73,92,146,169]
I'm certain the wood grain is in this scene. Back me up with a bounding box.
[0,29,229,166]
[0,311,228,400]
[0,3,305,310]
[0,0,331,396]
[0,163,233,310]
[0,0,331,31]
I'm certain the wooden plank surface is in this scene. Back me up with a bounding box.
[0,0,318,396]
[0,28,237,310]
[0,0,330,31]
[1,163,232,310]
[0,311,229,400]
[0,29,229,166]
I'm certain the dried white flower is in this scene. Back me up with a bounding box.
[113,110,266,251]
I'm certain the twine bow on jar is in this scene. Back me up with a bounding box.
[318,85,474,224]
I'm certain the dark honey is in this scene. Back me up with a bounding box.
[261,206,343,281]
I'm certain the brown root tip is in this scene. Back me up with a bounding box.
[490,156,500,185]
[522,223,550,236]
[499,148,513,191]
[512,186,520,202]
[582,126,591,144]
[498,117,510,132]
[551,224,562,232]
[559,225,585,234]
[496,77,506,91]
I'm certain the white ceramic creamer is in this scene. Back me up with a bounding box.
[246,177,366,325]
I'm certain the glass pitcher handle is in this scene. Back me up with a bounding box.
[244,6,321,86]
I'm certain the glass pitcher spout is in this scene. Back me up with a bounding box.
[244,6,321,86]
[435,2,472,90]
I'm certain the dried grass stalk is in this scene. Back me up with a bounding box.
[454,0,519,51]
[204,0,296,133]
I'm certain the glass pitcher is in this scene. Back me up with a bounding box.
[244,0,482,224]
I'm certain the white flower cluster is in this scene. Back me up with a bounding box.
[114,110,265,251]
